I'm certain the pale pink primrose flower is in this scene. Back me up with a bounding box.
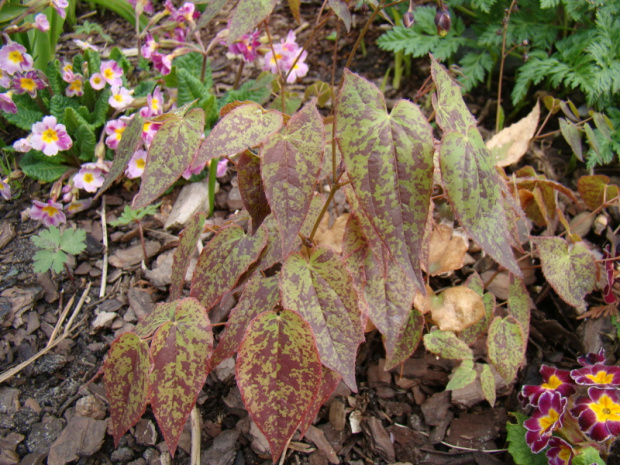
[285,51,309,83]
[126,149,147,178]
[81,161,111,173]
[141,34,158,59]
[182,160,206,180]
[13,70,46,97]
[0,178,10,201]
[263,43,287,75]
[13,137,31,152]
[89,72,105,90]
[281,30,301,54]
[0,42,34,75]
[174,3,196,22]
[0,92,17,114]
[73,39,99,52]
[100,60,123,87]
[109,86,134,109]
[73,167,105,193]
[62,191,74,204]
[34,14,50,32]
[0,68,11,87]
[141,120,161,146]
[61,61,74,82]
[140,86,164,118]
[65,198,92,215]
[104,117,128,149]
[30,116,73,156]
[30,199,66,227]
[51,0,69,19]
[216,159,228,177]
[65,75,84,97]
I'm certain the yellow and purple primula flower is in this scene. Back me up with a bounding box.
[100,60,124,87]
[141,120,161,146]
[521,365,576,407]
[13,70,46,97]
[140,86,164,118]
[0,68,11,87]
[0,41,33,75]
[34,14,50,32]
[109,86,134,109]
[65,75,84,97]
[89,72,106,90]
[30,116,73,156]
[73,165,105,193]
[570,387,620,441]
[577,349,606,367]
[0,178,10,201]
[545,437,574,465]
[30,199,66,227]
[228,30,261,63]
[126,149,147,179]
[524,390,567,453]
[571,363,620,387]
[104,117,128,149]
[0,92,17,114]
[141,34,159,59]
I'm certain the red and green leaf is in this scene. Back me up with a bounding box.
[104,332,151,446]
[210,274,280,369]
[149,298,212,456]
[423,329,473,360]
[134,300,178,338]
[336,70,434,291]
[281,247,364,391]
[532,237,598,313]
[577,175,619,211]
[261,100,325,256]
[446,359,476,391]
[487,315,525,383]
[229,0,279,43]
[298,367,342,437]
[384,307,424,371]
[133,109,205,208]
[507,275,530,345]
[170,212,206,300]
[238,150,271,234]
[236,309,322,463]
[480,363,497,407]
[193,102,283,166]
[329,0,351,31]
[190,225,268,311]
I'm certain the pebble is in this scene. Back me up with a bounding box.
[111,447,134,462]
[75,396,106,420]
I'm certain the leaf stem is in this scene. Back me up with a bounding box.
[137,219,148,265]
[495,0,518,134]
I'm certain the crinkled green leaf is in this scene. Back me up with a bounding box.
[384,307,424,371]
[261,100,325,256]
[487,316,525,383]
[59,228,86,255]
[133,109,205,209]
[237,309,321,463]
[533,237,598,313]
[170,212,206,300]
[281,247,364,391]
[238,150,271,234]
[194,102,283,167]
[149,298,212,456]
[577,174,619,211]
[336,70,434,291]
[572,447,605,465]
[507,276,530,345]
[190,225,268,311]
[103,332,150,447]
[19,152,69,182]
[210,274,280,369]
[423,329,473,360]
[229,0,279,43]
[446,359,476,391]
[31,226,61,250]
[75,124,97,161]
[480,363,496,407]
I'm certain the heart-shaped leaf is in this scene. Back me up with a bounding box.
[383,307,424,371]
[238,150,271,234]
[170,212,206,300]
[424,329,473,360]
[298,367,341,437]
[487,315,524,383]
[507,276,530,345]
[229,0,279,43]
[446,359,476,391]
[577,175,619,211]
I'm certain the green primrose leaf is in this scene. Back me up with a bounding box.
[506,413,548,465]
[572,447,605,465]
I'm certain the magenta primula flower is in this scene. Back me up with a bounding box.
[30,116,72,156]
[0,42,33,75]
[0,178,10,201]
[0,92,17,114]
[100,60,123,87]
[521,365,576,407]
[0,68,11,87]
[571,363,620,387]
[65,75,84,97]
[229,30,261,63]
[151,52,173,75]
[140,86,164,118]
[73,167,105,193]
[30,199,66,227]
[127,0,154,14]
[126,149,147,179]
[545,437,574,465]
[578,349,607,367]
[524,390,567,453]
[141,34,159,59]
[13,70,46,97]
[571,387,620,441]
[216,159,228,177]
[34,14,50,32]
[141,120,161,146]
[109,86,134,109]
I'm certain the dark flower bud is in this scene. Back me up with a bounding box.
[512,4,519,12]
[434,6,451,37]
[403,11,415,28]
[496,29,503,35]
[522,54,529,62]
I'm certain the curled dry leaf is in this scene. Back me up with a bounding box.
[430,286,485,332]
[413,284,434,315]
[488,101,540,167]
[314,213,350,253]
[427,223,469,275]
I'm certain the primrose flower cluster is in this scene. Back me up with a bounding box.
[518,349,620,464]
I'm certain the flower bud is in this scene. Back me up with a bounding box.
[403,11,415,28]
[522,39,529,46]
[434,6,451,37]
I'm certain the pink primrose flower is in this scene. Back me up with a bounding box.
[523,391,567,454]
[281,30,301,54]
[151,52,173,75]
[61,62,74,82]
[545,437,574,465]
[65,75,84,97]
[89,72,106,90]
[73,167,105,193]
[51,0,69,18]
[13,137,31,152]
[30,199,66,227]
[0,178,10,201]
[109,86,134,109]
[104,117,128,149]
[0,42,33,75]
[216,159,228,177]
[34,14,50,32]
[65,198,92,215]
[263,43,287,74]
[30,116,72,156]
[141,120,161,146]
[182,160,206,180]
[229,30,261,63]
[174,3,196,22]
[140,86,164,118]
[0,68,11,87]
[286,52,309,83]
[570,387,620,441]
[73,39,99,52]
[127,0,155,15]
[262,30,308,82]
[141,34,159,59]
[520,365,576,407]
[100,60,124,87]
[0,92,17,114]
[13,70,46,97]
[126,149,147,178]
[571,363,620,387]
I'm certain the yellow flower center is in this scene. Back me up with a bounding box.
[42,205,59,217]
[586,371,614,384]
[42,128,59,143]
[136,158,145,169]
[539,409,559,432]
[114,126,125,136]
[143,122,151,132]
[559,447,571,461]
[9,50,24,64]
[592,394,620,423]
[64,64,72,72]
[70,80,82,91]
[151,98,159,111]
[20,78,36,91]
[103,68,114,79]
[83,173,94,183]
[114,94,124,102]
[541,375,564,390]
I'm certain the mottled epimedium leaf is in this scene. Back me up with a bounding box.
[133,109,205,209]
[193,102,283,167]
[104,332,150,446]
[229,0,279,43]
[95,113,144,199]
[343,185,385,260]
[430,286,485,332]
[336,70,434,291]
[446,359,476,391]
[532,237,598,313]
[464,272,484,295]
[507,275,530,346]
[577,175,620,211]
[342,214,370,305]
[298,367,341,438]
[210,274,280,369]
[487,315,524,383]
[237,150,271,234]
[559,117,583,161]
[423,329,473,360]
[430,56,476,134]
[458,292,495,346]
[190,225,268,311]
[149,298,212,456]
[383,307,424,371]
[480,363,497,407]
[328,0,351,31]
[236,309,322,462]
[439,128,520,276]
[170,212,206,301]
[261,100,325,256]
[134,300,177,338]
[281,247,364,391]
